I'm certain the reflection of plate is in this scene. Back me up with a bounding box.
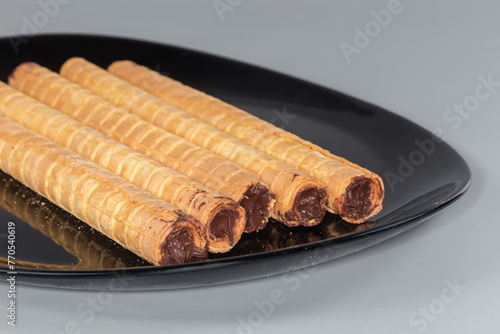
[0,34,471,290]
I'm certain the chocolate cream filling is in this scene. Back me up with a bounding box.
[341,176,374,220]
[209,208,239,246]
[286,186,327,225]
[160,228,207,265]
[239,184,274,232]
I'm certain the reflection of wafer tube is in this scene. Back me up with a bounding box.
[0,171,147,269]
[9,63,274,235]
[320,216,377,238]
[0,258,70,270]
[215,215,378,258]
[0,116,207,265]
[0,82,244,253]
[60,58,327,228]
[108,60,385,223]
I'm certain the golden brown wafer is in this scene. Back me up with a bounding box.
[8,62,275,233]
[0,115,207,265]
[0,171,148,269]
[0,82,244,253]
[61,57,327,227]
[109,60,385,223]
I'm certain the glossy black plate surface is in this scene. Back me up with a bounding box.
[0,34,471,290]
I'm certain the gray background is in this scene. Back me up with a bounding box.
[0,0,498,333]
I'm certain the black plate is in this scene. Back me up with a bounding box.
[0,34,471,290]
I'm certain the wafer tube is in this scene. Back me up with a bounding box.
[0,171,148,269]
[0,115,207,265]
[61,58,327,227]
[109,61,385,223]
[0,82,245,253]
[9,63,274,233]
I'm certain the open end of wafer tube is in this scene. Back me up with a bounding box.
[159,228,208,265]
[239,184,274,233]
[209,209,239,246]
[287,186,327,226]
[341,176,375,222]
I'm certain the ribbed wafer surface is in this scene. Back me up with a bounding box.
[8,62,274,233]
[0,115,206,265]
[108,60,385,223]
[0,81,244,253]
[61,57,327,227]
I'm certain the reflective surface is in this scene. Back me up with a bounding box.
[0,35,470,290]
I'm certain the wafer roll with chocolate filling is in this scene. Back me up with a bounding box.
[61,58,327,227]
[9,63,274,233]
[109,60,385,223]
[0,116,207,265]
[0,171,148,269]
[0,82,245,253]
